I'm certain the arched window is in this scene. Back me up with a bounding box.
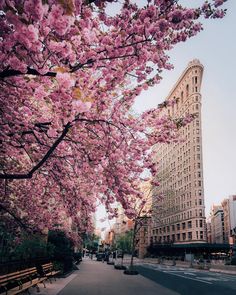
[181,91,184,103]
[186,84,189,97]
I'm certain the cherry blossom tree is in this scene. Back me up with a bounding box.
[0,0,226,243]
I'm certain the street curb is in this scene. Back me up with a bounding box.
[209,268,236,275]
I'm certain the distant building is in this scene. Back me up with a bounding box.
[222,198,231,243]
[206,219,212,243]
[151,59,206,245]
[136,181,153,258]
[210,205,226,244]
[104,229,115,248]
[222,195,236,244]
[113,205,134,235]
[136,216,151,258]
[209,196,236,245]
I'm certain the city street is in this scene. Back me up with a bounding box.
[135,263,236,295]
[30,259,236,295]
[56,259,178,295]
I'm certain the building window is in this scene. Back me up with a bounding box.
[188,221,192,228]
[186,84,189,97]
[182,233,186,240]
[177,223,180,230]
[188,232,192,240]
[200,231,204,239]
[172,225,175,231]
[199,220,203,228]
[177,234,180,241]
[182,222,186,230]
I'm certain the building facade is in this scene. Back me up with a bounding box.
[136,216,151,258]
[151,59,206,245]
[210,205,226,244]
[113,205,134,235]
[206,219,212,243]
[219,195,236,244]
[222,198,230,243]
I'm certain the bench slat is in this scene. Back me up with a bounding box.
[0,262,60,295]
[1,277,46,295]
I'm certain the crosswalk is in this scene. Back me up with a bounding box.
[137,263,236,285]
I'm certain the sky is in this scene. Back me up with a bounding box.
[96,0,236,233]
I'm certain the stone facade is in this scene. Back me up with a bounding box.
[221,195,236,244]
[151,59,206,245]
[210,205,226,244]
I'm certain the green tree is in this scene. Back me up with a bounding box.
[116,231,133,254]
[48,230,74,273]
[83,233,100,253]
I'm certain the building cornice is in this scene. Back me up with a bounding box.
[166,59,204,101]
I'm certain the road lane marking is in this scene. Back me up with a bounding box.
[196,277,229,282]
[183,272,196,276]
[162,272,213,284]
[139,264,236,282]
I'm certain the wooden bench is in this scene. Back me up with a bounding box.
[0,267,45,295]
[40,263,61,282]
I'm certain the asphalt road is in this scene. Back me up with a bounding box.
[57,260,179,295]
[135,264,236,295]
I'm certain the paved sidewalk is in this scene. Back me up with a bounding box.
[54,259,179,295]
[29,272,79,295]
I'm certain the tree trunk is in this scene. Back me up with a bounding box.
[129,222,137,270]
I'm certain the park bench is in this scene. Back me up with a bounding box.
[39,262,61,282]
[0,266,45,295]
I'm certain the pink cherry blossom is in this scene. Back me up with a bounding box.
[0,0,226,245]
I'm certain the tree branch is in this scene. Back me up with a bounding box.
[0,67,56,79]
[0,122,72,180]
[0,204,31,231]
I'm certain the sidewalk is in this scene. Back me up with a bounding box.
[31,259,180,295]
